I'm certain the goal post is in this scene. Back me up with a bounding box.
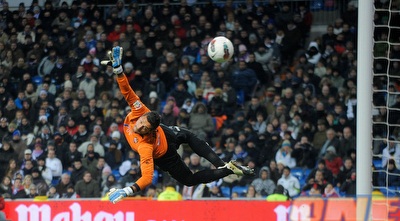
[357,1,373,220]
[356,0,373,197]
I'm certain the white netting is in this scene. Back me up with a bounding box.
[372,0,400,200]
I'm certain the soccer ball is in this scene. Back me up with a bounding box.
[207,36,234,63]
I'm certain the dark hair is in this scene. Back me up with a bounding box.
[283,166,291,172]
[145,111,161,130]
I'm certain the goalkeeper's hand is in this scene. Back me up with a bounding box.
[107,187,134,204]
[101,46,123,75]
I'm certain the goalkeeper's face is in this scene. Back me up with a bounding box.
[134,116,152,135]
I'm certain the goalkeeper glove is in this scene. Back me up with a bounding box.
[107,187,134,204]
[101,46,123,75]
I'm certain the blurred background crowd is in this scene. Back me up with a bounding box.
[0,0,396,200]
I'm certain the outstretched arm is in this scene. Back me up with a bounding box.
[116,74,149,114]
[102,46,149,115]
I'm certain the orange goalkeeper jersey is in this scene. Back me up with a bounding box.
[117,75,168,190]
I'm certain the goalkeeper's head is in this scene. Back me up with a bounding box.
[134,111,161,135]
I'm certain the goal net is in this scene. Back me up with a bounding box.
[372,0,400,196]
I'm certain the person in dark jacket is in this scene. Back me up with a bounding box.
[292,136,317,169]
[169,80,193,107]
[340,169,356,196]
[74,171,100,198]
[231,61,258,101]
[31,167,49,195]
[11,177,27,199]
[160,104,177,126]
[70,159,87,185]
[0,138,17,180]
[104,141,122,170]
[55,173,72,197]
[379,159,400,187]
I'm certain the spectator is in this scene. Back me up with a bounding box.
[188,102,215,141]
[104,141,122,170]
[379,159,400,187]
[250,166,276,197]
[318,128,340,159]
[27,184,38,199]
[323,183,340,198]
[145,91,161,113]
[61,184,78,199]
[312,119,328,151]
[45,149,62,181]
[0,176,12,198]
[78,72,97,99]
[268,160,281,184]
[336,157,355,186]
[158,182,182,201]
[266,184,290,201]
[31,143,45,161]
[78,134,104,157]
[301,169,327,194]
[292,136,317,169]
[101,174,121,197]
[21,159,34,177]
[246,96,268,125]
[72,123,90,147]
[382,136,400,168]
[90,157,111,183]
[323,146,343,178]
[275,140,296,168]
[74,171,100,198]
[306,160,334,184]
[47,186,60,199]
[208,88,226,119]
[245,185,258,198]
[11,130,28,162]
[146,72,167,100]
[231,61,258,101]
[119,162,140,191]
[251,112,267,135]
[36,157,53,186]
[32,167,50,192]
[71,159,87,185]
[339,126,356,158]
[11,177,26,199]
[277,166,300,198]
[63,142,82,171]
[340,170,356,196]
[0,138,17,179]
[55,173,72,197]
[37,49,58,77]
[160,104,177,126]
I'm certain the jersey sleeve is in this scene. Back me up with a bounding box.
[117,74,150,116]
[135,143,155,190]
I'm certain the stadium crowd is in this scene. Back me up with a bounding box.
[0,0,394,200]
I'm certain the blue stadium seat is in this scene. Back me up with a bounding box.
[236,90,245,107]
[32,76,43,86]
[373,159,382,169]
[112,169,121,181]
[304,169,312,179]
[51,178,60,186]
[291,167,304,182]
[152,169,158,185]
[232,185,248,197]
[220,186,231,198]
[378,187,397,197]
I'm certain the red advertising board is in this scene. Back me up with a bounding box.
[3,199,290,221]
[3,198,400,221]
